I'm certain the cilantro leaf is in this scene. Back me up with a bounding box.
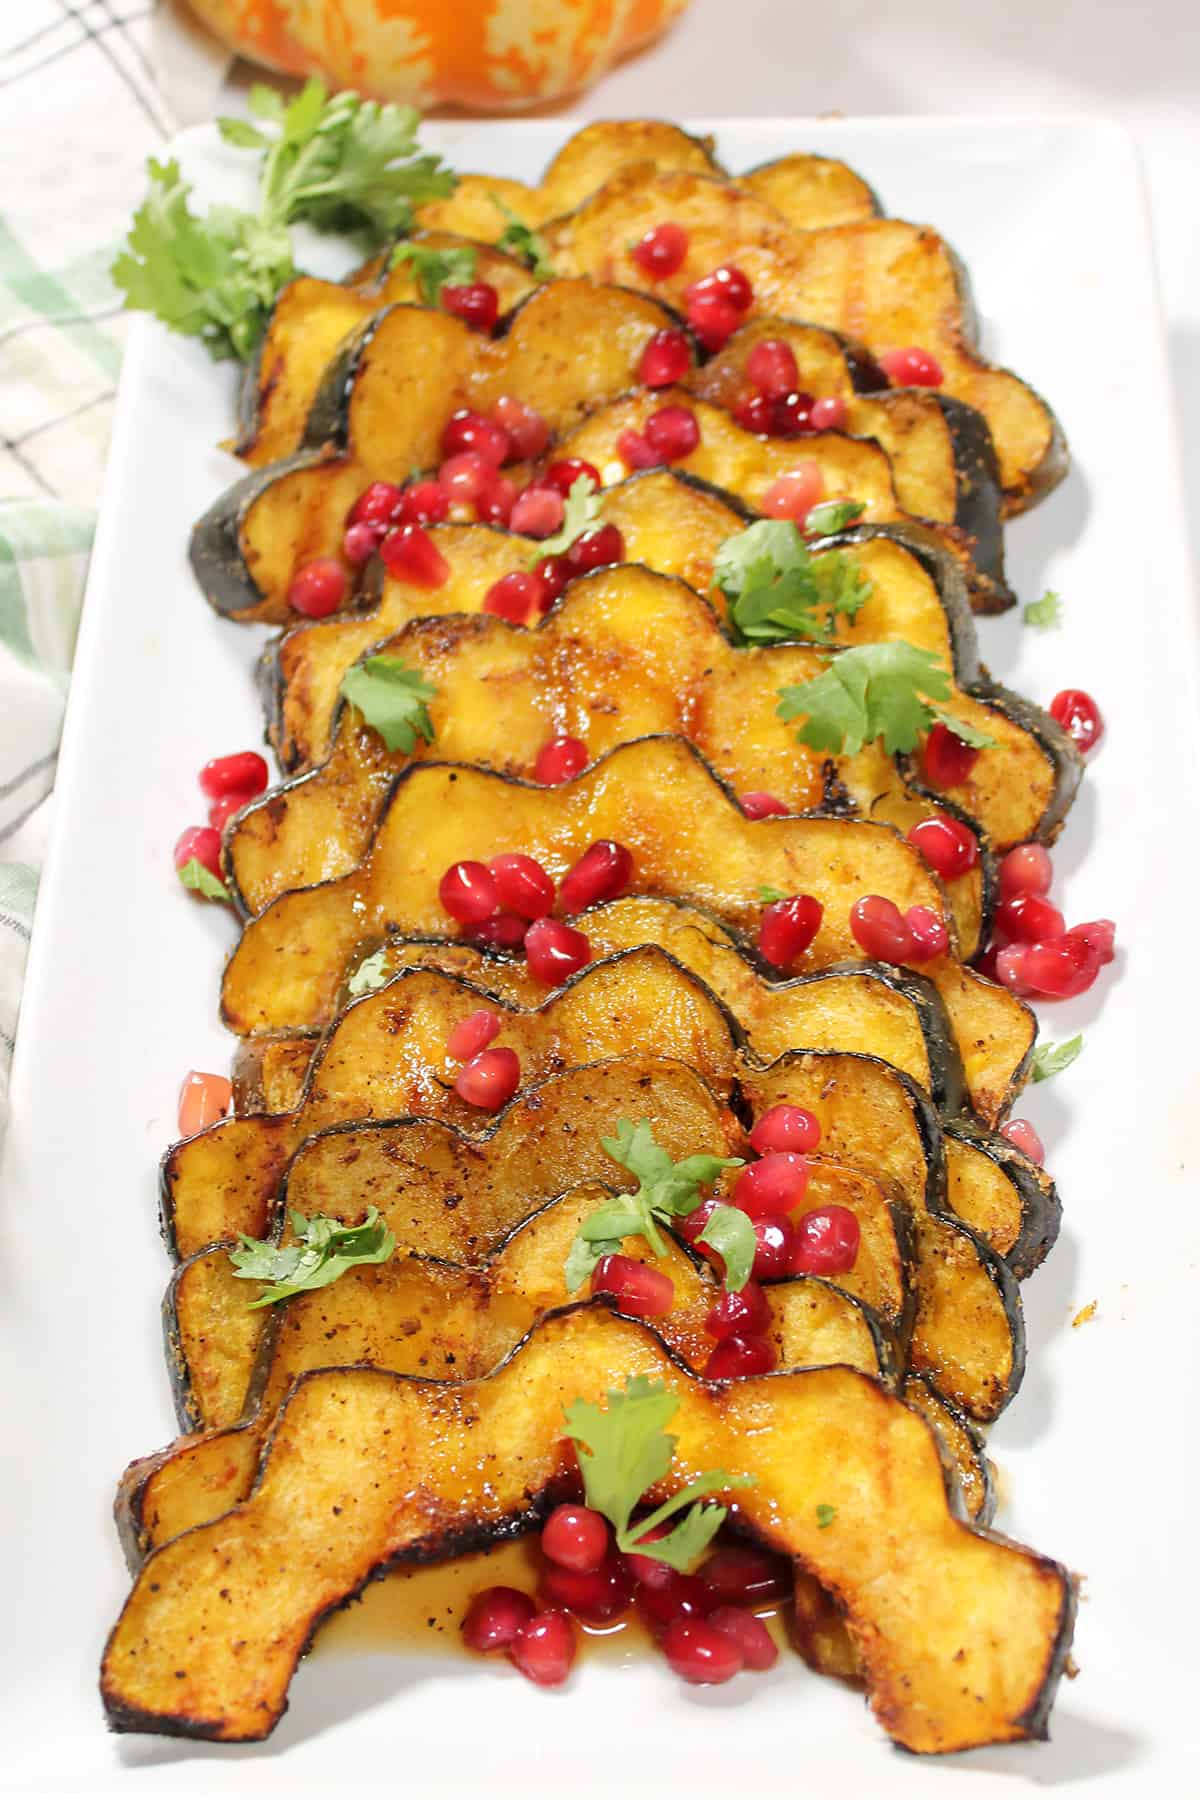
[229,1205,395,1308]
[696,1204,756,1293]
[1031,1034,1083,1083]
[777,641,955,756]
[816,1502,837,1529]
[564,1120,743,1293]
[177,857,231,903]
[805,499,866,536]
[347,947,392,997]
[340,655,436,753]
[390,242,477,306]
[534,474,603,559]
[1023,589,1063,630]
[713,520,872,646]
[562,1376,755,1573]
[489,195,557,279]
[759,884,787,902]
[927,707,997,750]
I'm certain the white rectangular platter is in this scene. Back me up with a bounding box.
[3,116,1199,1799]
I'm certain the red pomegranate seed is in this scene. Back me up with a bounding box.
[566,523,624,572]
[533,735,587,785]
[995,943,1034,995]
[591,1252,675,1319]
[1050,687,1104,753]
[850,894,916,963]
[879,346,944,386]
[700,1544,790,1606]
[1001,1118,1046,1164]
[747,338,799,399]
[438,859,499,924]
[208,790,255,832]
[177,1070,232,1137]
[462,1585,535,1653]
[619,1525,675,1591]
[707,1605,779,1672]
[455,1046,521,1110]
[173,826,222,882]
[791,1205,860,1276]
[705,1334,776,1380]
[489,852,555,919]
[397,479,450,526]
[704,1278,770,1342]
[539,1550,632,1625]
[644,404,700,460]
[492,394,550,460]
[662,1616,743,1684]
[907,814,979,879]
[441,409,510,466]
[532,554,571,610]
[510,484,565,538]
[510,1609,575,1685]
[676,1194,720,1246]
[541,1504,610,1574]
[999,891,1066,944]
[732,1152,809,1220]
[441,282,499,334]
[476,474,517,525]
[524,917,591,984]
[638,325,692,387]
[637,1571,712,1631]
[751,1217,794,1279]
[1023,935,1102,999]
[761,464,824,522]
[379,523,450,588]
[543,458,600,498]
[749,1104,821,1156]
[200,751,269,801]
[687,291,741,351]
[349,480,403,526]
[447,1008,502,1062]
[810,395,848,431]
[998,842,1053,900]
[482,569,540,624]
[287,557,347,618]
[343,520,386,565]
[559,840,633,912]
[473,911,529,950]
[904,904,950,962]
[631,221,689,278]
[771,390,816,438]
[733,392,775,434]
[758,895,822,968]
[617,426,662,470]
[438,451,491,507]
[1068,918,1116,965]
[740,790,789,820]
[687,265,753,314]
[922,721,980,787]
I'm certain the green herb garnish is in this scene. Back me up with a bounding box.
[229,1206,395,1308]
[389,242,477,306]
[340,655,436,753]
[759,885,787,903]
[347,947,392,997]
[1031,1034,1083,1083]
[816,1502,837,1529]
[713,520,872,646]
[1023,589,1063,630]
[489,195,557,279]
[776,642,997,757]
[805,499,867,536]
[177,857,231,903]
[534,474,603,559]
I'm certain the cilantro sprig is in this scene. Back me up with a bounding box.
[229,1206,395,1308]
[114,81,455,361]
[489,195,557,279]
[340,654,436,753]
[1023,589,1063,630]
[389,242,477,306]
[776,642,997,757]
[563,1376,755,1573]
[564,1120,749,1293]
[713,520,873,646]
[1031,1034,1083,1083]
[533,474,603,560]
[177,857,231,903]
[346,947,393,997]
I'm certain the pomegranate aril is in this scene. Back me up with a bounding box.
[287,557,346,618]
[879,346,944,386]
[173,826,222,882]
[809,395,848,431]
[462,1585,535,1653]
[922,721,980,787]
[771,390,815,438]
[541,1504,610,1574]
[1050,687,1105,753]
[455,1046,521,1111]
[998,891,1066,944]
[177,1070,232,1137]
[396,479,450,526]
[447,1008,503,1063]
[998,842,1053,900]
[732,1151,809,1220]
[379,523,449,588]
[687,291,741,351]
[559,839,633,912]
[687,264,753,314]
[509,1609,575,1685]
[200,751,269,801]
[995,943,1034,996]
[662,1616,743,1685]
[539,1550,632,1625]
[492,394,549,460]
[441,408,510,466]
[758,894,822,968]
[616,426,662,470]
[543,458,600,498]
[637,1571,712,1631]
[488,852,555,919]
[476,475,516,525]
[532,554,571,611]
[791,1205,860,1276]
[761,463,824,522]
[524,917,591,984]
[676,1195,720,1246]
[749,1104,821,1155]
[704,1278,770,1341]
[1001,1117,1046,1164]
[732,392,775,434]
[1068,919,1116,965]
[533,735,587,785]
[630,221,688,278]
[638,326,692,388]
[747,338,799,399]
[441,281,499,334]
[644,404,700,460]
[482,569,540,624]
[591,1252,675,1319]
[907,813,979,879]
[751,1216,794,1279]
[850,894,916,963]
[706,1605,779,1672]
[439,859,499,924]
[349,480,403,526]
[1023,935,1101,1000]
[473,911,529,950]
[438,450,491,506]
[566,523,624,572]
[700,1544,790,1606]
[510,484,565,539]
[704,1333,776,1380]
[905,904,950,962]
[208,790,255,832]
[740,790,789,820]
[343,520,386,565]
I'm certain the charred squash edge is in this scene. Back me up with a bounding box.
[943,1116,1062,1281]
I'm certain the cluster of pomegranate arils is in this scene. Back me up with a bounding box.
[464,1529,792,1688]
[173,747,269,889]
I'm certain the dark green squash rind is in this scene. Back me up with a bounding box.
[188,445,340,623]
[943,1115,1062,1280]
